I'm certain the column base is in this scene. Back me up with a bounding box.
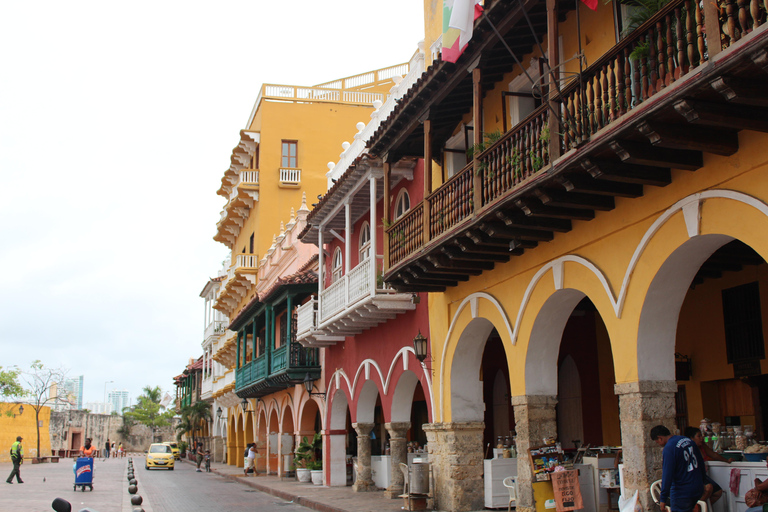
[423,422,485,512]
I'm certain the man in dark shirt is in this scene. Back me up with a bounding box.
[651,425,705,512]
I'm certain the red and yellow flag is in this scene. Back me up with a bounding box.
[441,0,484,63]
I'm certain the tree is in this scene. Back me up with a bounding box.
[176,401,212,449]
[20,361,68,457]
[124,385,174,442]
[0,366,26,398]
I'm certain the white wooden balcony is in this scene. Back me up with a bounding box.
[204,320,228,341]
[201,377,213,401]
[296,256,415,346]
[213,254,258,318]
[279,168,301,185]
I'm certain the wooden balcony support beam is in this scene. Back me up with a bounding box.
[464,229,512,248]
[495,210,572,232]
[556,174,644,198]
[399,272,460,287]
[406,267,471,282]
[390,282,448,293]
[710,76,768,107]
[674,98,768,133]
[426,253,495,271]
[637,120,739,156]
[479,222,555,242]
[515,198,596,221]
[609,140,703,170]
[417,259,484,275]
[534,188,616,211]
[581,159,672,187]
[444,244,510,262]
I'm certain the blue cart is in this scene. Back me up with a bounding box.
[74,457,94,491]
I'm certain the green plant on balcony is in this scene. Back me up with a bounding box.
[468,129,503,177]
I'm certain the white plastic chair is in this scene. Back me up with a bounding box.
[503,476,517,512]
[650,479,709,512]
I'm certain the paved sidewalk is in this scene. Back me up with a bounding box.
[0,454,148,512]
[181,458,408,512]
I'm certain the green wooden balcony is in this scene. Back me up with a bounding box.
[235,343,320,398]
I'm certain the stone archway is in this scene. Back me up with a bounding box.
[268,408,280,475]
[353,380,381,492]
[279,403,295,477]
[256,409,267,473]
[387,370,423,497]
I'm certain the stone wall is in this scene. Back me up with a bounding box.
[49,410,179,454]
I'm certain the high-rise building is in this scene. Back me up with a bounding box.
[108,390,130,415]
[83,401,112,414]
[59,375,84,409]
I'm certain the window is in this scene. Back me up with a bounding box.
[359,222,371,261]
[331,248,343,282]
[394,189,410,220]
[722,281,765,363]
[249,233,254,254]
[281,140,297,168]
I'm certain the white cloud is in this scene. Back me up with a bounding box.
[0,0,424,404]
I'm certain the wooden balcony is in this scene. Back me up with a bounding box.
[296,256,415,347]
[213,254,259,318]
[384,0,768,291]
[234,343,320,398]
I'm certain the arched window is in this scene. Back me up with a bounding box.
[394,189,410,220]
[359,222,371,261]
[331,248,343,282]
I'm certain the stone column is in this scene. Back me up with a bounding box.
[385,422,411,498]
[226,439,237,467]
[352,422,375,492]
[423,422,485,512]
[212,436,224,463]
[235,442,244,468]
[511,395,558,512]
[615,380,677,512]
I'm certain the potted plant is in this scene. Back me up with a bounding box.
[178,441,188,459]
[294,433,322,484]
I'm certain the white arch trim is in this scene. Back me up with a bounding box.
[437,292,514,422]
[509,190,768,343]
[323,347,434,425]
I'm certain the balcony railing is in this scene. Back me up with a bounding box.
[320,276,346,320]
[236,253,259,270]
[271,342,320,374]
[204,320,229,340]
[257,84,385,108]
[296,299,317,338]
[279,168,301,184]
[315,62,409,90]
[236,356,268,389]
[235,343,320,395]
[387,0,759,270]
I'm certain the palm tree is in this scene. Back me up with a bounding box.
[176,401,212,449]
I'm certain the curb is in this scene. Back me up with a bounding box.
[181,458,350,512]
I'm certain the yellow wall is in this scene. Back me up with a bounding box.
[424,0,443,67]
[0,404,51,461]
[430,128,768,424]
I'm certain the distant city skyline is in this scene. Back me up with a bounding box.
[108,389,130,415]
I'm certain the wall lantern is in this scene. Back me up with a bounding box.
[18,404,24,416]
[216,407,223,419]
[303,373,326,399]
[241,398,253,414]
[412,331,428,363]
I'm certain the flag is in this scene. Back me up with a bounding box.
[441,0,484,63]
[581,0,598,11]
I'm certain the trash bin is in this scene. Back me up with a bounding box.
[410,461,430,495]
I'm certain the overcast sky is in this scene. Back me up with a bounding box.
[0,1,425,408]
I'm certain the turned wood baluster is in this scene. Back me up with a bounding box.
[675,9,686,77]
[602,65,610,125]
[751,0,761,28]
[737,0,749,33]
[726,0,739,43]
[609,61,617,121]
[534,117,542,169]
[648,31,658,96]
[590,74,600,132]
[695,0,706,62]
[575,90,583,143]
[624,48,633,111]
[686,0,697,67]
[666,15,676,83]
[657,21,667,88]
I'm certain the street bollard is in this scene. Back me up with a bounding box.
[128,484,138,495]
[131,495,143,506]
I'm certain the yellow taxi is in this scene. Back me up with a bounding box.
[145,443,175,470]
[163,442,180,460]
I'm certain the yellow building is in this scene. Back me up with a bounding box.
[0,403,50,462]
[365,1,768,511]
[208,63,414,471]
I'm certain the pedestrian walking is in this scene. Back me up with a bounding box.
[195,442,204,472]
[204,450,211,472]
[105,439,111,459]
[6,436,24,484]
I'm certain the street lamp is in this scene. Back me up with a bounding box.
[104,380,114,414]
[303,373,326,399]
[412,331,428,362]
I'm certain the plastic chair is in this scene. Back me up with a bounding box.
[503,476,517,512]
[650,479,709,512]
[399,463,411,509]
